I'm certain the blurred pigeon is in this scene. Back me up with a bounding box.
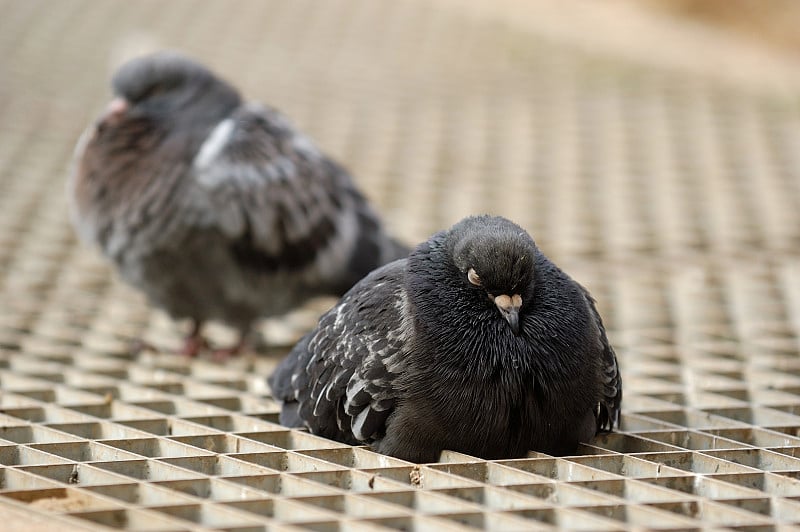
[68,51,409,357]
[269,215,621,462]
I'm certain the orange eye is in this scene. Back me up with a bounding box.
[467,268,481,286]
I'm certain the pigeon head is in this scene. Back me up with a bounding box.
[448,215,536,335]
[409,215,537,338]
[104,51,240,128]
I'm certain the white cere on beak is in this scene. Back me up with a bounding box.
[494,294,523,335]
[101,97,129,126]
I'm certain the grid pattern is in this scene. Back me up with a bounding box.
[3,0,800,529]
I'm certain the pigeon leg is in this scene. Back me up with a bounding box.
[181,320,207,358]
[129,339,160,355]
[211,328,249,362]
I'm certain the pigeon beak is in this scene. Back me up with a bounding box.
[494,294,522,336]
[101,97,129,125]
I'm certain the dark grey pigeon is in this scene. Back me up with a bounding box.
[69,51,409,357]
[269,215,622,463]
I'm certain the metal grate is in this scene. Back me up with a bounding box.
[2,0,800,529]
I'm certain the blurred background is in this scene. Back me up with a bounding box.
[3,0,800,529]
[5,0,800,358]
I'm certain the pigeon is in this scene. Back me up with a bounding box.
[269,215,621,463]
[68,51,409,357]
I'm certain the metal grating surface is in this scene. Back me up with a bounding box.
[3,0,800,530]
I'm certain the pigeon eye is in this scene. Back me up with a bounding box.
[467,268,481,286]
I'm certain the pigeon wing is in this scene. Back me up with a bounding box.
[269,261,408,444]
[185,103,364,276]
[581,287,622,433]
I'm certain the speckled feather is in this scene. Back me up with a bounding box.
[69,52,408,338]
[269,215,622,463]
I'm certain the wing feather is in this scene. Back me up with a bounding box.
[186,103,357,273]
[269,261,408,444]
[581,287,622,432]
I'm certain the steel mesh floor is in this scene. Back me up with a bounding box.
[3,0,800,530]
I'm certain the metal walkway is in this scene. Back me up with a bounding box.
[3,1,800,529]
